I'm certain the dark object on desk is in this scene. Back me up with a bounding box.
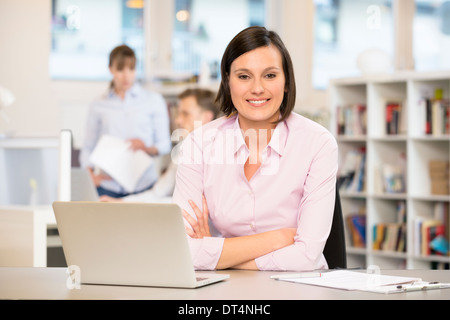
[323,185,347,269]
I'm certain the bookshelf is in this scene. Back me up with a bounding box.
[330,71,450,270]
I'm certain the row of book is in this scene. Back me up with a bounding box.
[346,202,449,258]
[413,202,449,257]
[421,97,450,136]
[336,92,449,137]
[373,201,407,253]
[336,104,367,136]
[347,219,408,252]
[373,223,407,253]
[337,101,401,136]
[338,147,366,193]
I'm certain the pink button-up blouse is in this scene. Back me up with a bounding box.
[173,112,338,271]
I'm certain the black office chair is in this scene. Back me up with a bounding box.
[323,185,347,269]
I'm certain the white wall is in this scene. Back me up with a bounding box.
[279,0,326,112]
[0,0,59,137]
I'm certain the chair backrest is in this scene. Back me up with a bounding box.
[323,185,347,269]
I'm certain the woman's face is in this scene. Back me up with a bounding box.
[109,59,136,93]
[229,45,286,129]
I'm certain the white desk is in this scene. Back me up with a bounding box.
[0,206,55,267]
[1,267,449,300]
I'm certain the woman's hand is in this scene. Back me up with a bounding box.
[127,138,146,151]
[182,195,211,239]
[127,138,159,156]
[99,195,123,202]
[88,167,111,187]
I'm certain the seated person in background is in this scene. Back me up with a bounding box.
[100,88,221,203]
[79,44,172,198]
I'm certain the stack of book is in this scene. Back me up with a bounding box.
[413,202,449,257]
[429,160,449,195]
[372,201,407,253]
[336,104,367,136]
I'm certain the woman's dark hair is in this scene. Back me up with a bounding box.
[109,44,136,70]
[216,26,296,123]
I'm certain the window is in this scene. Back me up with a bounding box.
[50,0,145,80]
[313,0,394,89]
[172,0,266,78]
[413,0,450,72]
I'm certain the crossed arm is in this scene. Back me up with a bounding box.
[183,195,296,270]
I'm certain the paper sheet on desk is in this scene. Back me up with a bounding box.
[278,270,421,293]
[89,135,153,193]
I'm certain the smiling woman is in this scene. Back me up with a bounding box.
[173,26,338,272]
[216,26,296,125]
[229,46,286,130]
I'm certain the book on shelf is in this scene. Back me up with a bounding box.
[384,100,407,135]
[346,214,366,248]
[413,202,449,257]
[372,200,407,253]
[338,147,366,193]
[396,200,407,224]
[419,88,450,136]
[385,101,402,135]
[336,104,367,136]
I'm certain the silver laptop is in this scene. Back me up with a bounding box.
[52,201,229,288]
[70,168,99,201]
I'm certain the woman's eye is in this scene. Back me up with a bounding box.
[265,73,276,79]
[238,74,250,80]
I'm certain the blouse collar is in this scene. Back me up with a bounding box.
[230,113,289,157]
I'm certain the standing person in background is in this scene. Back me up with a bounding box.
[100,88,220,203]
[79,44,171,198]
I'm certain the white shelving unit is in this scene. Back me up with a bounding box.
[330,71,450,269]
[0,137,60,267]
